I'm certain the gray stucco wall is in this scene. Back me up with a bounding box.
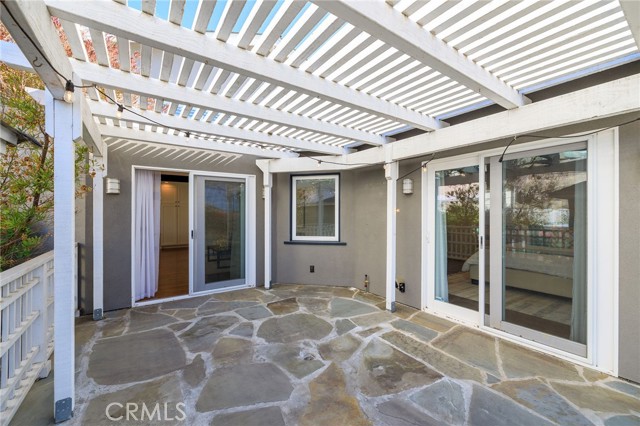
[618,121,640,383]
[86,146,265,312]
[271,121,640,382]
[272,164,422,307]
[273,168,387,296]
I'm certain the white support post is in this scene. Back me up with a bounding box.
[263,169,273,290]
[46,90,78,423]
[92,155,104,320]
[385,157,398,312]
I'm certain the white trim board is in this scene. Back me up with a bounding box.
[262,74,640,173]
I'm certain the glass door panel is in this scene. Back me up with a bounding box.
[483,160,491,326]
[490,145,588,354]
[430,161,481,318]
[194,177,246,293]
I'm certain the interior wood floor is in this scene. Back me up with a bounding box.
[139,247,189,302]
[447,271,572,339]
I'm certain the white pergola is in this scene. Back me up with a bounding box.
[1,0,639,421]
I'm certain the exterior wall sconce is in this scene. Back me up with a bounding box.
[402,178,413,195]
[106,178,120,194]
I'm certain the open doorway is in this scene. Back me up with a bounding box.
[155,173,190,300]
[134,170,190,303]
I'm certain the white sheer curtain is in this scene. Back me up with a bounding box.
[570,181,587,344]
[134,170,161,300]
[435,172,449,302]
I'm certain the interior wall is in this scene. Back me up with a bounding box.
[618,121,640,383]
[91,145,265,312]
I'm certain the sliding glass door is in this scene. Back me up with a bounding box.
[426,143,589,356]
[193,176,246,293]
[488,143,588,355]
[427,158,484,323]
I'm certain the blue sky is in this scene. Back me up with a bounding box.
[127,0,286,33]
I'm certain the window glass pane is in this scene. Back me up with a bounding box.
[204,180,245,284]
[295,177,336,238]
[502,148,587,343]
[434,166,480,311]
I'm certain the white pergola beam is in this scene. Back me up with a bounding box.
[392,74,640,160]
[98,124,296,159]
[1,41,105,155]
[72,60,383,147]
[46,0,445,131]
[87,100,346,155]
[265,145,385,173]
[80,96,104,155]
[314,0,530,110]
[265,74,640,171]
[620,1,640,49]
[0,1,71,100]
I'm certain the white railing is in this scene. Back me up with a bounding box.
[0,251,54,425]
[296,224,336,237]
[447,225,478,260]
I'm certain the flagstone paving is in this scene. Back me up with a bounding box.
[13,285,640,425]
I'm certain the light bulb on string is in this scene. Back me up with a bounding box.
[63,80,74,103]
[116,104,124,119]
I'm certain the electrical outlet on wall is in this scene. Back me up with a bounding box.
[310,265,315,273]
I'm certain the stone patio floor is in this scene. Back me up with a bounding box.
[13,285,640,426]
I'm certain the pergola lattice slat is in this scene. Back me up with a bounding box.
[72,60,382,147]
[87,99,346,155]
[314,0,530,109]
[46,0,445,132]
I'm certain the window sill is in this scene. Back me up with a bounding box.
[284,241,347,246]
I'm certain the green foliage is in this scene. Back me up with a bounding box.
[446,183,479,227]
[0,62,93,271]
[504,159,561,229]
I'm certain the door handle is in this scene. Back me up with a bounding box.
[191,230,194,239]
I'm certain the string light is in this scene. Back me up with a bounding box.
[497,118,640,162]
[63,80,74,103]
[115,104,124,119]
[4,3,640,161]
[396,153,436,181]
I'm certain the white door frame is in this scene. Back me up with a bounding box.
[130,166,257,307]
[424,155,483,325]
[421,131,619,374]
[190,171,257,296]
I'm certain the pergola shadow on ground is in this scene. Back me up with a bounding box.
[14,285,640,426]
